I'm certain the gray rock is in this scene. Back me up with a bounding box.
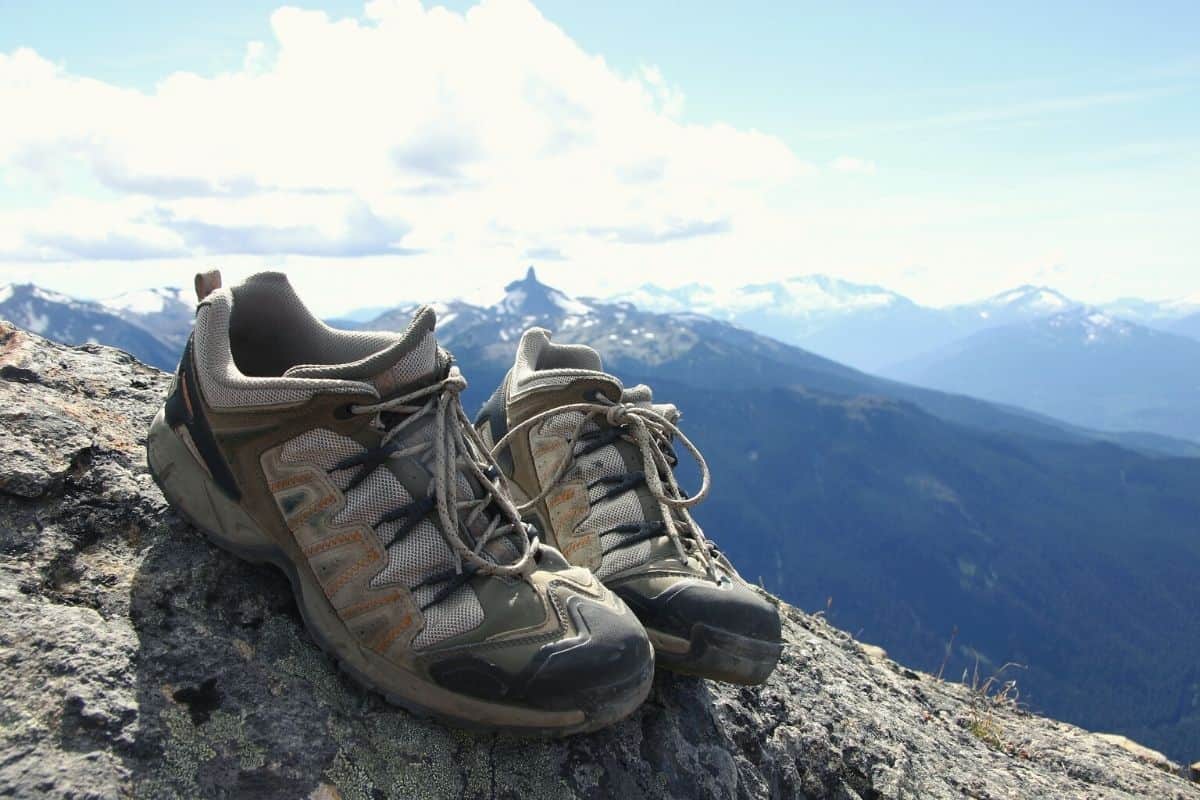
[2,321,1198,800]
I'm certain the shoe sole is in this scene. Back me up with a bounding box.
[647,622,783,685]
[145,408,652,736]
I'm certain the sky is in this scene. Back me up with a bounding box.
[0,0,1197,315]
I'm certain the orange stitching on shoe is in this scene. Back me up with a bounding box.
[327,549,381,596]
[303,530,362,557]
[340,590,404,620]
[269,473,312,492]
[562,537,591,559]
[371,615,414,653]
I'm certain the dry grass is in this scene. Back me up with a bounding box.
[963,659,1026,752]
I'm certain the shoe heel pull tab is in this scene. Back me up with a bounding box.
[194,269,222,303]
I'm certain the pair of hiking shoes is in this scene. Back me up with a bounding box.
[147,271,782,736]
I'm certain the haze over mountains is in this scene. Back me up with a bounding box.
[887,308,1200,443]
[611,279,1200,371]
[610,277,1200,445]
[4,268,1200,759]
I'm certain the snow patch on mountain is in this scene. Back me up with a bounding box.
[24,310,49,334]
[1044,308,1135,344]
[101,287,186,315]
[31,286,78,306]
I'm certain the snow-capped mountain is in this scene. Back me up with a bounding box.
[6,268,1200,450]
[885,306,1200,442]
[603,279,1200,371]
[364,267,819,381]
[1045,308,1137,344]
[607,275,953,372]
[1102,292,1200,340]
[99,287,194,351]
[952,285,1077,327]
[100,287,185,316]
[0,284,179,369]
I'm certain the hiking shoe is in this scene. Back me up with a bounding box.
[475,328,782,685]
[146,272,652,734]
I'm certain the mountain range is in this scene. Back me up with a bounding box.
[0,284,182,370]
[7,273,1199,448]
[609,278,1200,370]
[3,268,1200,760]
[886,307,1200,443]
[608,278,1200,444]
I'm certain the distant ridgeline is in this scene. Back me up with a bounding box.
[4,267,1200,762]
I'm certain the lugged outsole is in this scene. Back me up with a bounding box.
[145,409,653,737]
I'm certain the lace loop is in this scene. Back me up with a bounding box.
[490,392,716,578]
[349,366,536,585]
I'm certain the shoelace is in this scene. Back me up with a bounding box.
[491,391,717,579]
[334,366,536,611]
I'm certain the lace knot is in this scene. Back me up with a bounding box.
[605,404,632,426]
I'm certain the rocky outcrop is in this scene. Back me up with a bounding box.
[2,321,1198,800]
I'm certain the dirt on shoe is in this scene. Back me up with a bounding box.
[476,327,782,685]
[147,272,653,735]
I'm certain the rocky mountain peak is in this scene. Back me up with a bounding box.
[3,320,1199,798]
[499,265,591,319]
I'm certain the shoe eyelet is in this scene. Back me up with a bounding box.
[333,403,356,420]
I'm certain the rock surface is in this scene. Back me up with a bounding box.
[2,321,1198,800]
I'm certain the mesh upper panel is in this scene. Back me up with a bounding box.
[281,429,361,491]
[537,414,654,578]
[280,428,484,648]
[539,410,588,438]
[378,330,436,386]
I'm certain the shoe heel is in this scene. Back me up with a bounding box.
[146,407,278,561]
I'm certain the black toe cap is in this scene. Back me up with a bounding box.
[616,577,782,644]
[428,594,652,713]
[520,594,652,711]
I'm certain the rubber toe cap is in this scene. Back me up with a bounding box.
[427,593,653,715]
[617,577,782,644]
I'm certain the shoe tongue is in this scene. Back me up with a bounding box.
[284,306,440,393]
[623,384,680,422]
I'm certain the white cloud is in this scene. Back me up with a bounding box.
[0,0,805,280]
[2,1,1194,313]
[829,156,876,175]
